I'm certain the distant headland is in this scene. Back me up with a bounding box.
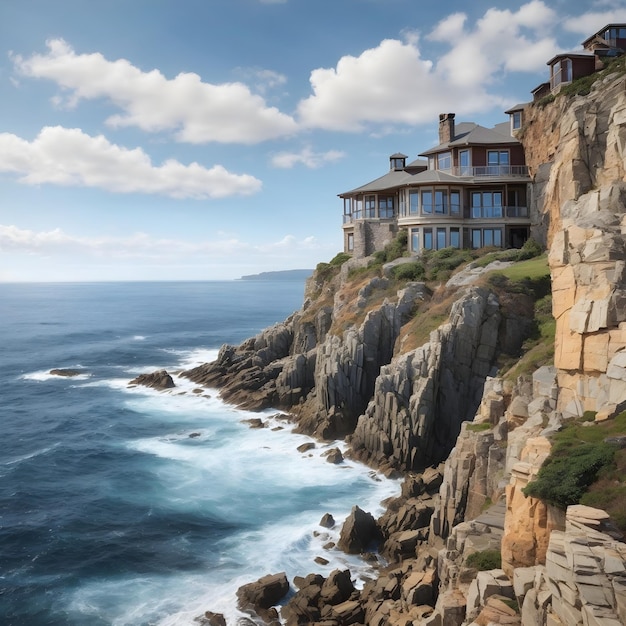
[239,269,313,281]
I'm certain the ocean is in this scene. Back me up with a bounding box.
[0,281,398,625]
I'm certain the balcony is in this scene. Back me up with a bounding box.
[450,165,529,178]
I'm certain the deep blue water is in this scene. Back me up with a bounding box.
[0,281,397,625]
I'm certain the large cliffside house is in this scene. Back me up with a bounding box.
[532,23,626,100]
[340,113,532,257]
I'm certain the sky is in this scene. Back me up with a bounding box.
[1,0,626,281]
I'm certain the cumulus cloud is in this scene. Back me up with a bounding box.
[0,126,262,198]
[0,224,320,261]
[563,9,626,35]
[12,39,297,144]
[270,146,345,169]
[297,1,560,131]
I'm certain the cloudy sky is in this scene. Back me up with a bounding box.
[1,0,625,281]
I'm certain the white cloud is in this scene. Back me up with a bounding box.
[297,1,562,132]
[270,146,345,169]
[0,126,262,199]
[0,224,321,261]
[12,39,297,144]
[563,9,626,35]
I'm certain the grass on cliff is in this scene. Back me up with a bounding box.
[482,255,555,379]
[523,411,626,529]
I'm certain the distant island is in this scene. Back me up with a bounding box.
[239,269,313,281]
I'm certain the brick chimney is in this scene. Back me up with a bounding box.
[439,113,455,144]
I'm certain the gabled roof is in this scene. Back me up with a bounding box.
[419,121,517,156]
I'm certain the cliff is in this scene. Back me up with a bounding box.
[185,65,626,626]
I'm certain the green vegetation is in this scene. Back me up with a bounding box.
[372,230,408,265]
[466,422,492,432]
[314,251,352,283]
[465,549,502,571]
[523,411,626,520]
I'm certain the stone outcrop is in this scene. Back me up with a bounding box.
[236,572,289,623]
[128,369,175,390]
[349,286,503,472]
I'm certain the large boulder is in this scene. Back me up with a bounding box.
[128,369,175,390]
[338,506,381,554]
[236,572,289,622]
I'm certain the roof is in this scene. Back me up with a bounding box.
[419,121,517,156]
[546,50,595,65]
[389,152,408,159]
[582,24,626,48]
[339,169,414,195]
[504,103,529,114]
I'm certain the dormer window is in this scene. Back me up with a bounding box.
[512,111,522,130]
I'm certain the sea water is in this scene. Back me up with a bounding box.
[0,281,399,625]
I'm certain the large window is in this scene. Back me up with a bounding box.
[487,151,509,166]
[459,150,471,176]
[347,233,354,252]
[472,191,503,218]
[437,152,451,170]
[379,196,394,218]
[410,228,420,253]
[450,190,461,215]
[450,228,460,249]
[399,191,407,217]
[472,228,503,249]
[364,195,376,218]
[437,228,447,250]
[423,228,433,250]
[435,190,448,214]
[512,111,522,130]
[421,190,433,215]
[354,198,362,220]
[409,191,419,215]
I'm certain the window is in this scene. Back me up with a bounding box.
[450,190,461,215]
[354,198,363,220]
[437,152,451,170]
[423,228,433,250]
[487,151,509,166]
[450,228,460,248]
[379,196,394,218]
[391,157,405,170]
[471,192,503,218]
[364,195,376,218]
[399,191,407,217]
[347,233,354,252]
[471,228,503,249]
[435,190,448,214]
[409,191,419,215]
[410,228,420,253]
[437,228,447,250]
[421,190,433,215]
[343,198,352,221]
[459,150,471,176]
[512,111,522,130]
[428,156,436,170]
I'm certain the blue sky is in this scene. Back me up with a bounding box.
[1,0,625,281]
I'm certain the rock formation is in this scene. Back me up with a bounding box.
[128,369,175,390]
[181,65,626,625]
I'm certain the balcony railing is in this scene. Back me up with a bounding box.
[344,205,529,223]
[450,165,529,178]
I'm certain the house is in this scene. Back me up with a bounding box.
[533,24,626,100]
[340,113,532,257]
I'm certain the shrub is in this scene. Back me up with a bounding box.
[466,422,491,432]
[392,261,425,281]
[329,252,351,267]
[522,414,626,510]
[517,238,543,260]
[466,549,502,571]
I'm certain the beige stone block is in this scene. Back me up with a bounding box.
[555,314,583,370]
[583,333,610,373]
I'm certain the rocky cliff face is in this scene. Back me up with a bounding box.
[185,66,626,626]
